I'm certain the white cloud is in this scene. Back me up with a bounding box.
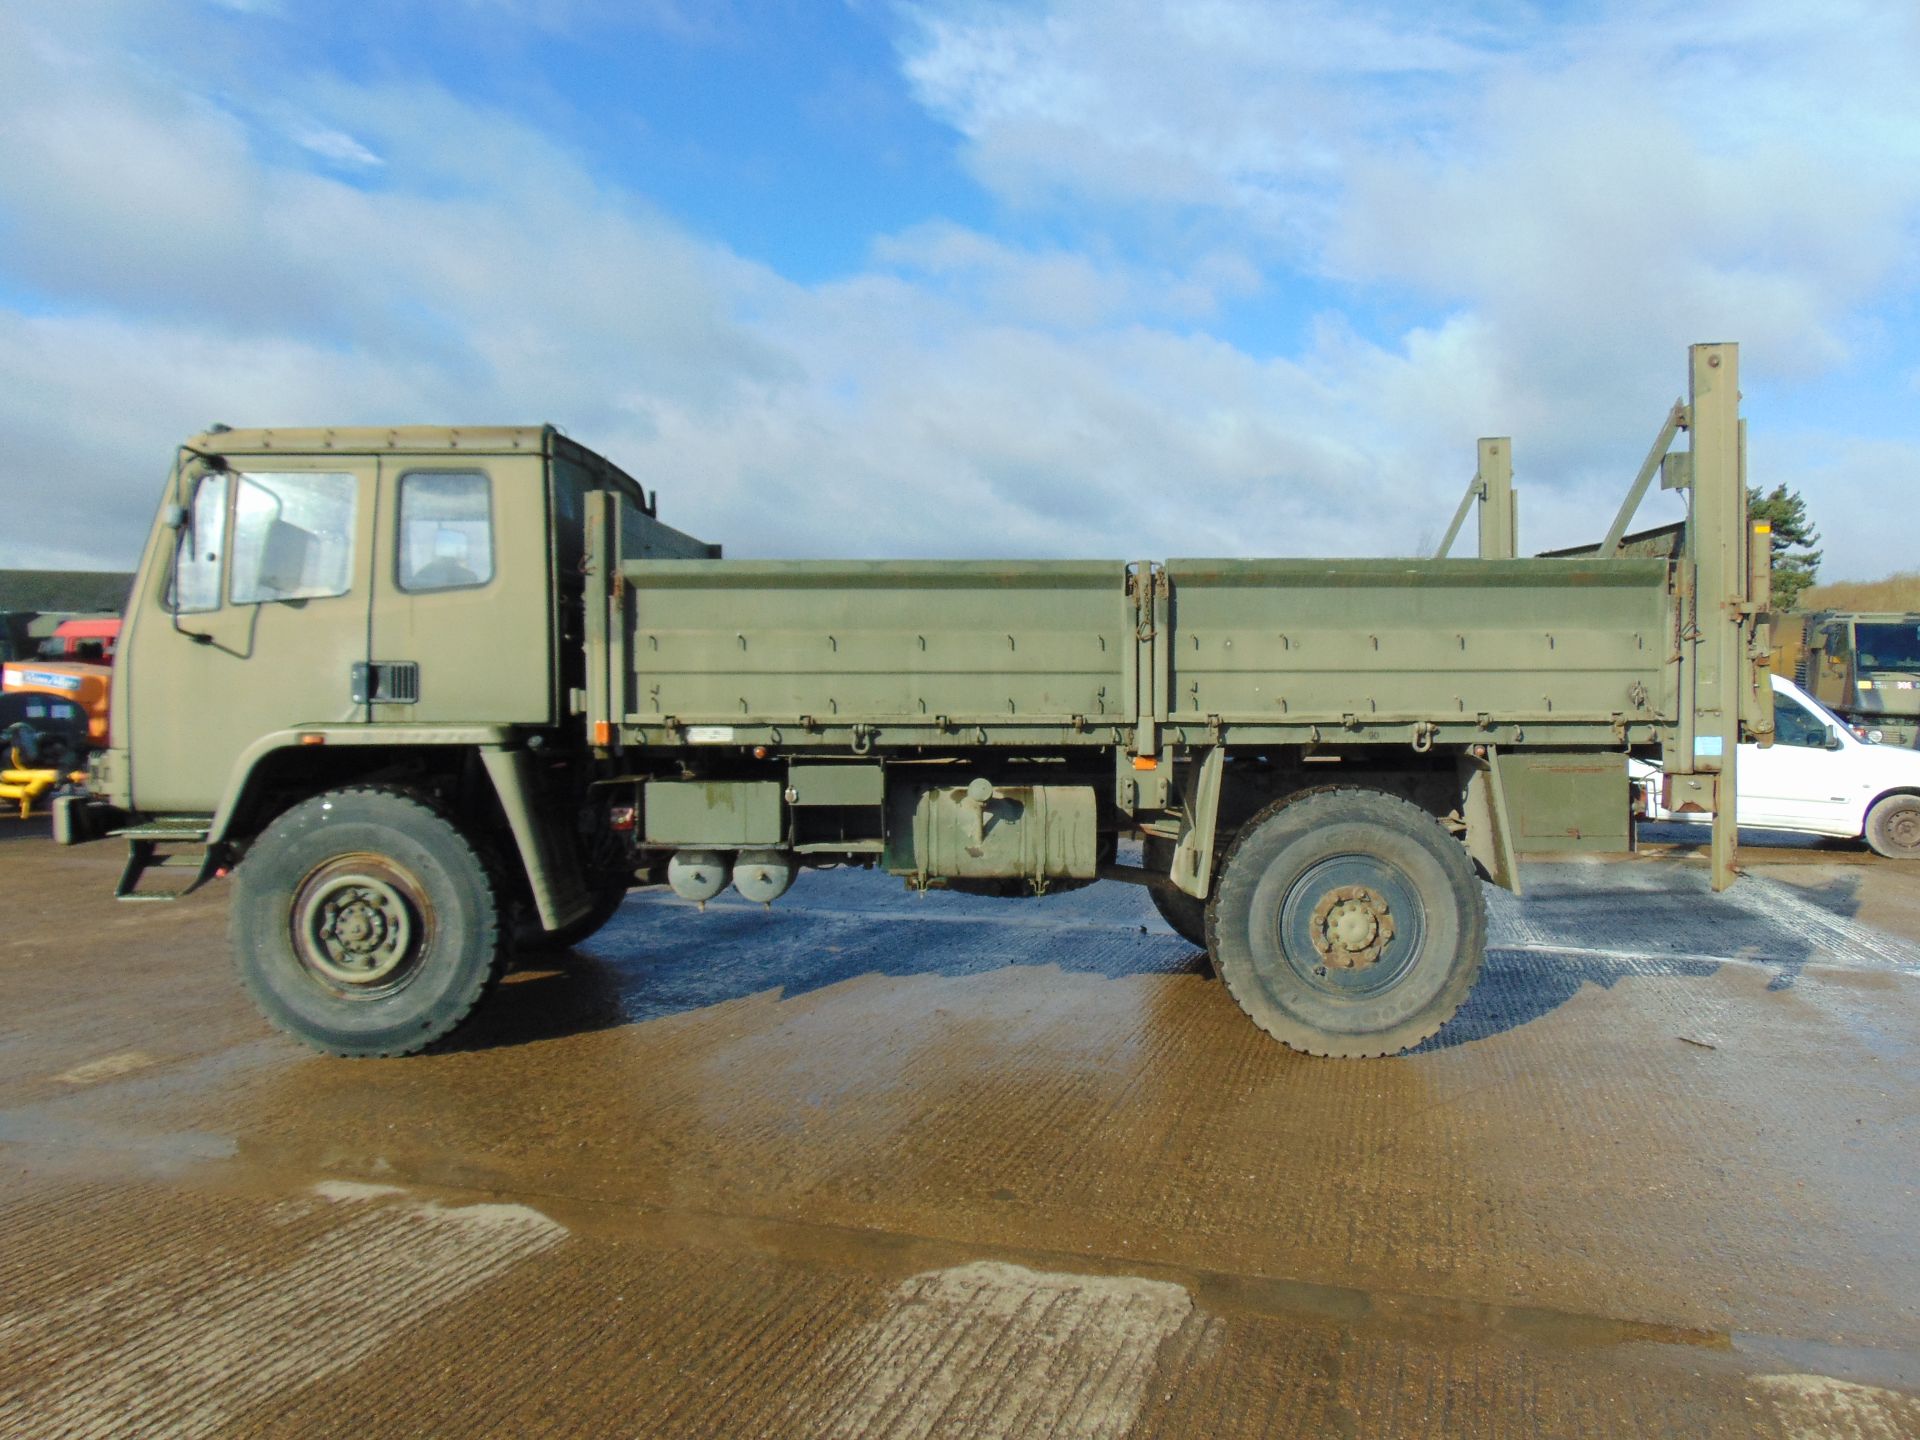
[0,309,461,568]
[0,0,1912,585]
[868,221,1256,329]
[1761,435,1920,586]
[1330,14,1920,392]
[291,125,383,169]
[898,0,1498,237]
[887,0,1920,573]
[0,1,1507,574]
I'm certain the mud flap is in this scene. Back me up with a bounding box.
[1460,747,1522,895]
[1170,745,1225,900]
[480,747,592,930]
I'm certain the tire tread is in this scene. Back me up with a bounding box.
[1205,785,1486,1057]
[229,785,505,1058]
[1864,792,1920,861]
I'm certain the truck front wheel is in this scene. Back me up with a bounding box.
[1206,787,1486,1057]
[229,788,507,1057]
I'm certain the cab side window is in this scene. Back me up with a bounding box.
[1773,694,1832,748]
[398,472,493,593]
[230,471,358,604]
[168,471,229,614]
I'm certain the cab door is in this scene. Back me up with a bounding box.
[366,455,552,726]
[122,457,375,813]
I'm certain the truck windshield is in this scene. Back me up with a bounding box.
[1854,623,1920,673]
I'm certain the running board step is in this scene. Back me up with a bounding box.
[113,824,217,901]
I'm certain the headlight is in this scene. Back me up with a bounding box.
[1868,729,1886,744]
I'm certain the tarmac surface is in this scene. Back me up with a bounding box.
[1,819,1916,1438]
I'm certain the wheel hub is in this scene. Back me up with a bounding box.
[1309,884,1395,969]
[294,866,421,990]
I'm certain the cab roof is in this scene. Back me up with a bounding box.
[180,425,652,511]
[184,424,553,455]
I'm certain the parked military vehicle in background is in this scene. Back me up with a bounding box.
[1778,612,1920,747]
[57,344,1773,1061]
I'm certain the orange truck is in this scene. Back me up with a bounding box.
[0,659,110,817]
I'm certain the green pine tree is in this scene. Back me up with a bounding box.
[1748,483,1822,611]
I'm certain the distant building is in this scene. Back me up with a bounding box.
[0,570,134,615]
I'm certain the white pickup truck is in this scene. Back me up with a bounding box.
[1638,674,1920,858]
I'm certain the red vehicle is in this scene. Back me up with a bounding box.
[41,616,120,663]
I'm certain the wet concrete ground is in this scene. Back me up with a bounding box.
[1,820,1916,1437]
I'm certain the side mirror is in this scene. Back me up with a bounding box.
[1825,726,1844,750]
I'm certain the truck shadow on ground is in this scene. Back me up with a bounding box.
[1490,865,1895,1002]
[455,865,1883,1056]
[1639,821,1878,860]
[1411,949,1724,1053]
[462,890,1209,1052]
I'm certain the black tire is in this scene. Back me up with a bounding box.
[1206,786,1486,1057]
[1143,837,1208,948]
[515,875,631,953]
[229,787,506,1057]
[1864,793,1920,860]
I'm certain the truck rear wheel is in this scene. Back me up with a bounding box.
[1206,787,1485,1057]
[229,787,506,1057]
[1142,837,1208,948]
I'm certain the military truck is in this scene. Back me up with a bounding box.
[58,344,1773,1059]
[1783,612,1920,747]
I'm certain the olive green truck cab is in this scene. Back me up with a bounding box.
[60,344,1774,1059]
[1786,612,1920,748]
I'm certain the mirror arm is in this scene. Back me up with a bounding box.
[166,453,217,645]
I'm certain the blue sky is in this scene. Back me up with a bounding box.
[2,0,1916,577]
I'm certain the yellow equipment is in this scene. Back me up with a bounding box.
[0,767,76,820]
